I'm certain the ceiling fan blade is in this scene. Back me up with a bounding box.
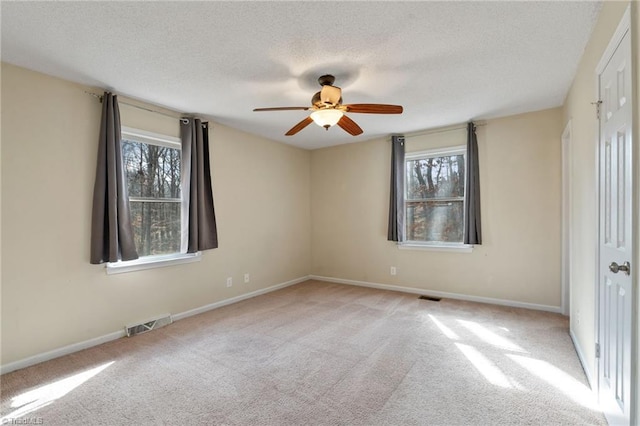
[285,116,314,136]
[337,115,363,136]
[344,104,403,114]
[320,85,342,105]
[253,107,310,112]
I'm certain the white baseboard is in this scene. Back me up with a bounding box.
[0,330,126,376]
[2,275,562,375]
[1,275,309,375]
[309,275,563,314]
[171,275,309,321]
[569,328,595,390]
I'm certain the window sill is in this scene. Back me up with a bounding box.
[106,252,202,275]
[398,243,474,253]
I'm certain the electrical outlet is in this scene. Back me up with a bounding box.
[226,277,233,287]
[390,266,397,276]
[244,273,250,283]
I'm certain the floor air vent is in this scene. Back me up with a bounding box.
[418,295,442,302]
[125,314,172,337]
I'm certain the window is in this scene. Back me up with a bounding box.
[404,146,466,245]
[120,127,182,257]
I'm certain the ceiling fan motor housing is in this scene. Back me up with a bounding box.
[316,75,341,106]
[313,89,342,107]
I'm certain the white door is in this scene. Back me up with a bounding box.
[597,26,633,426]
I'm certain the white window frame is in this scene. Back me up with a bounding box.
[400,145,473,252]
[106,127,200,274]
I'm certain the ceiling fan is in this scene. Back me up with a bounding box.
[253,74,403,136]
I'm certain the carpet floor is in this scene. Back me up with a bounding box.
[1,280,606,425]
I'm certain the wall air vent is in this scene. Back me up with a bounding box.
[125,314,172,337]
[418,295,442,302]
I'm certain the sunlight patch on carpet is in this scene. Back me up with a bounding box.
[428,314,459,340]
[457,320,525,353]
[2,361,114,421]
[455,343,513,388]
[507,354,599,410]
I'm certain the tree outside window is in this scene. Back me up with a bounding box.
[121,130,182,257]
[405,147,466,243]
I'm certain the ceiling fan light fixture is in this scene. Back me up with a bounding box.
[310,109,343,130]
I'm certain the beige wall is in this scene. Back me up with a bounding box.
[0,63,311,365]
[561,0,630,384]
[311,108,563,307]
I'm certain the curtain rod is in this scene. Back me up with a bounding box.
[405,121,486,139]
[84,91,189,122]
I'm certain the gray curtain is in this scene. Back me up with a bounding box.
[90,92,138,264]
[464,122,482,244]
[180,118,218,253]
[387,135,405,241]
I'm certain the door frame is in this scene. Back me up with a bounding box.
[632,2,639,423]
[594,5,638,424]
[561,121,572,317]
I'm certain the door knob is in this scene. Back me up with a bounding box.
[609,261,631,275]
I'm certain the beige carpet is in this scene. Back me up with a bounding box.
[1,280,606,425]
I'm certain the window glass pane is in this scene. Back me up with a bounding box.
[406,154,465,199]
[130,201,181,256]
[122,139,181,199]
[405,201,464,242]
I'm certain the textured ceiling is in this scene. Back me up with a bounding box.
[1,1,601,150]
